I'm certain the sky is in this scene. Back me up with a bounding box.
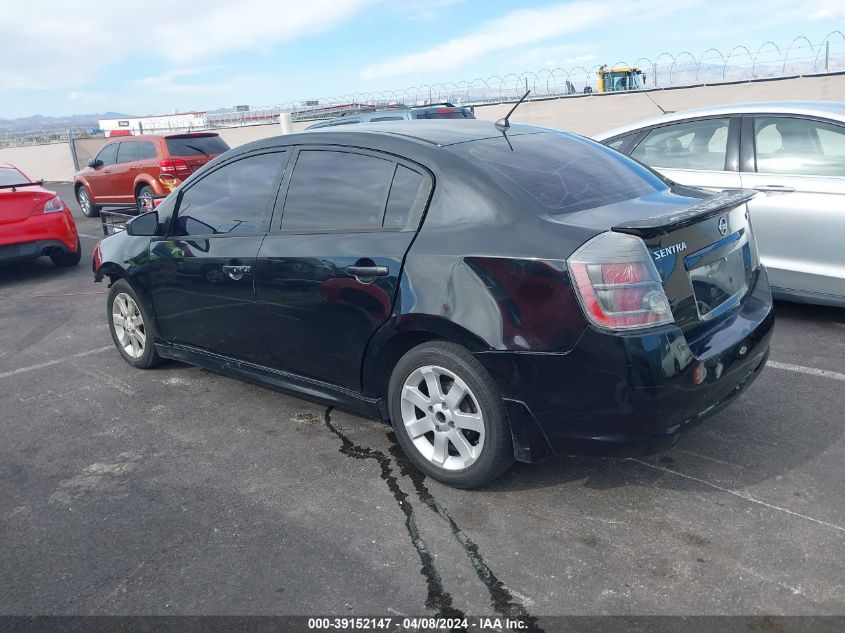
[1,0,844,119]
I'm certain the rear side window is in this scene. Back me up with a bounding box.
[467,132,664,214]
[281,150,395,231]
[165,135,230,157]
[0,167,28,186]
[136,141,158,160]
[116,142,138,163]
[384,166,428,229]
[96,143,119,166]
[631,118,730,171]
[754,116,845,177]
[174,151,286,236]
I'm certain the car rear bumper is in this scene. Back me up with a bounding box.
[477,266,775,462]
[0,211,78,264]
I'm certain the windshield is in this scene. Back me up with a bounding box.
[466,132,666,214]
[0,167,30,186]
[165,135,230,157]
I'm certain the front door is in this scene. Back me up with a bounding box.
[628,116,743,192]
[740,115,845,300]
[86,142,119,202]
[148,149,290,363]
[256,148,431,390]
[110,141,140,204]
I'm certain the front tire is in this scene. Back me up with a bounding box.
[107,279,162,369]
[50,238,81,267]
[76,186,100,218]
[388,341,514,489]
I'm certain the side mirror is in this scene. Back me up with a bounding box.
[126,210,159,237]
[87,158,103,168]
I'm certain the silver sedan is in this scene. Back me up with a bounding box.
[594,101,845,307]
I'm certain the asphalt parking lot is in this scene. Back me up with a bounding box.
[1,183,844,619]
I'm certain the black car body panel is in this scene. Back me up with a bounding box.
[94,121,774,463]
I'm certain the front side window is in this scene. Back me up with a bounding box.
[754,116,845,177]
[174,152,286,236]
[631,118,731,171]
[281,150,395,231]
[96,144,119,166]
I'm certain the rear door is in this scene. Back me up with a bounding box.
[148,149,290,363]
[628,116,742,192]
[739,115,845,300]
[255,147,432,389]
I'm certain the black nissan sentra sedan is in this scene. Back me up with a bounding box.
[93,120,774,488]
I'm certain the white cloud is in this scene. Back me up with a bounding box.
[0,0,378,90]
[360,2,613,80]
[809,0,845,19]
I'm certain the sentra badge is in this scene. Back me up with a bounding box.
[652,242,687,260]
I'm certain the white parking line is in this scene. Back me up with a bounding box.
[0,346,111,380]
[78,233,101,239]
[767,360,845,382]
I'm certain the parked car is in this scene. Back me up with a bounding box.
[305,103,474,129]
[0,163,80,267]
[74,132,230,218]
[594,101,845,307]
[92,121,773,488]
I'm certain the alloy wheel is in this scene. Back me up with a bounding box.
[400,365,485,471]
[78,189,92,215]
[112,292,146,359]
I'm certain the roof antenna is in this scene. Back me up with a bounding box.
[644,91,673,115]
[495,90,531,131]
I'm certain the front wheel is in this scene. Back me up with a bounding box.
[388,341,514,489]
[107,279,162,369]
[76,186,100,218]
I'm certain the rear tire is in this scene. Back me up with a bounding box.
[50,238,81,267]
[76,186,100,218]
[136,185,154,212]
[388,341,514,489]
[107,279,163,369]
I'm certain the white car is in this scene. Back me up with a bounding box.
[595,101,845,307]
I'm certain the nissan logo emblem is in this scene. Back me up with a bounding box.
[718,216,728,236]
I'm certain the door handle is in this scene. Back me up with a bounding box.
[222,265,252,280]
[752,185,795,193]
[345,265,389,279]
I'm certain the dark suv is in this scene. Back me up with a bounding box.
[305,103,474,129]
[74,133,230,217]
[93,121,773,488]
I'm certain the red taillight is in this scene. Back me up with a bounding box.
[435,108,456,114]
[568,232,674,331]
[93,242,102,271]
[158,159,191,176]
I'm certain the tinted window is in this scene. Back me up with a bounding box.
[175,152,286,236]
[631,118,730,171]
[414,108,474,119]
[330,118,361,126]
[467,132,664,214]
[282,151,394,231]
[97,143,119,166]
[136,141,158,160]
[0,167,28,186]
[370,116,405,122]
[754,117,845,177]
[165,135,229,157]
[384,166,428,229]
[116,142,137,163]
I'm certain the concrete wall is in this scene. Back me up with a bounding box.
[5,73,844,182]
[473,74,845,136]
[0,142,76,182]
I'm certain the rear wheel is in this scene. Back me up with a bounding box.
[136,185,154,211]
[388,341,514,489]
[107,279,162,369]
[76,186,100,218]
[50,238,81,267]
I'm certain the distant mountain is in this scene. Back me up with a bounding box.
[0,112,135,132]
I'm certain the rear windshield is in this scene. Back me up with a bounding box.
[414,108,474,120]
[165,135,230,157]
[0,167,29,186]
[466,132,665,214]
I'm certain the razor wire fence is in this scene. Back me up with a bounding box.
[2,31,844,147]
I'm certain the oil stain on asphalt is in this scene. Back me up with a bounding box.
[323,407,543,632]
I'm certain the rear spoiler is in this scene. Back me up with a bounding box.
[0,180,43,190]
[612,189,757,238]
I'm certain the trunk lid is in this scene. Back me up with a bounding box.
[558,186,760,333]
[0,186,54,224]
